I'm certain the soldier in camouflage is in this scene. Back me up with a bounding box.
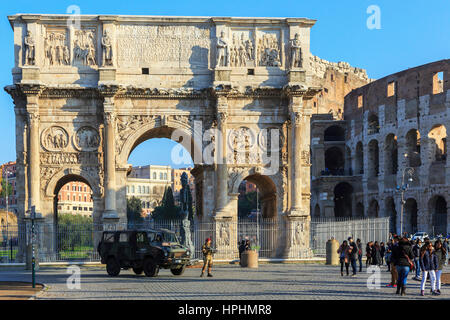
[201,238,214,277]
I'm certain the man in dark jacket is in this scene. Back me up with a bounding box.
[356,238,363,272]
[412,239,422,280]
[348,237,358,276]
[392,237,414,296]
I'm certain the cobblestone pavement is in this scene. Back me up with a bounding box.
[0,263,449,300]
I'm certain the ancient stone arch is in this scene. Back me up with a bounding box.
[5,14,321,261]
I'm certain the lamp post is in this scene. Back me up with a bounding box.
[398,165,414,237]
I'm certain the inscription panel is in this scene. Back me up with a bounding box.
[116,24,211,69]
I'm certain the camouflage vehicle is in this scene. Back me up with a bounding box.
[97,228,191,277]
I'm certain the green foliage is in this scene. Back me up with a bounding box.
[152,186,182,220]
[57,214,93,253]
[127,196,143,224]
[0,180,12,199]
[238,191,257,218]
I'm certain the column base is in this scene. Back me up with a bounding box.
[276,215,313,259]
[102,211,121,231]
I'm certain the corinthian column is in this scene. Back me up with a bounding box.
[215,96,229,216]
[103,105,117,219]
[289,97,304,215]
[27,111,40,211]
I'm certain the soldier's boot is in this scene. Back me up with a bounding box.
[207,273,213,277]
[200,272,204,277]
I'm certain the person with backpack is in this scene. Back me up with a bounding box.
[434,240,446,295]
[391,236,415,296]
[419,241,438,296]
[412,239,422,280]
[337,240,351,276]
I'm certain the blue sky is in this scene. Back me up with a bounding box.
[0,0,448,167]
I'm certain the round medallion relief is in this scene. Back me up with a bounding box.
[73,126,100,151]
[41,126,69,152]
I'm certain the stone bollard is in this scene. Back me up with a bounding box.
[326,238,339,265]
[240,250,258,268]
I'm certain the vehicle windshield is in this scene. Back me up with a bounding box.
[162,231,179,243]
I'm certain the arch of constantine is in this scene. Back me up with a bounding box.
[5,14,324,260]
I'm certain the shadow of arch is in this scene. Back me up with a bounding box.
[404,198,418,234]
[429,195,447,236]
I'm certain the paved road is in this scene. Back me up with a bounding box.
[1,263,449,300]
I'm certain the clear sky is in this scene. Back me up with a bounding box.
[0,0,448,167]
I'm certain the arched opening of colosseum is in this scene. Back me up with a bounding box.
[404,198,418,234]
[314,204,321,218]
[355,202,364,218]
[333,182,353,217]
[429,195,447,236]
[405,129,421,167]
[384,134,398,175]
[324,125,345,142]
[368,140,379,178]
[368,113,380,134]
[368,199,379,218]
[428,124,447,162]
[239,174,277,219]
[385,197,397,232]
[325,146,344,175]
[355,141,364,174]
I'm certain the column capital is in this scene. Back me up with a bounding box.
[104,111,116,125]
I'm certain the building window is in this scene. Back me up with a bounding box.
[84,196,87,202]
[73,196,76,201]
[153,172,156,179]
[131,186,135,193]
[164,173,167,180]
[160,172,163,180]
[387,81,396,97]
[67,195,70,201]
[433,71,444,94]
[73,206,77,211]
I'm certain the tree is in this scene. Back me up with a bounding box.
[238,191,257,218]
[152,186,182,220]
[127,196,143,224]
[0,179,12,200]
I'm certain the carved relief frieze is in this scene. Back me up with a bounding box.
[229,30,255,67]
[44,28,70,66]
[256,30,281,67]
[41,126,69,152]
[40,151,102,165]
[73,28,97,66]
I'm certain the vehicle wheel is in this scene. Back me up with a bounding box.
[143,258,159,277]
[132,267,143,275]
[106,257,120,276]
[170,265,186,276]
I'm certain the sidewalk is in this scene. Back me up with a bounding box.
[0,281,44,300]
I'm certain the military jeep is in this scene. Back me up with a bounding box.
[97,229,191,277]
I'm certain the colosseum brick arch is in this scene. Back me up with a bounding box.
[5,14,322,260]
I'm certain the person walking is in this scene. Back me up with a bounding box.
[337,240,350,276]
[366,241,373,267]
[412,239,422,281]
[434,240,446,295]
[391,237,414,296]
[419,241,438,296]
[386,236,399,288]
[380,242,386,265]
[348,237,358,276]
[443,238,449,266]
[356,239,363,272]
[200,238,214,277]
[385,243,392,272]
[371,241,382,266]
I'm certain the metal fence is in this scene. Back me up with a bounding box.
[0,216,389,263]
[310,217,390,257]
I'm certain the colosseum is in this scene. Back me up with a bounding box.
[311,59,450,237]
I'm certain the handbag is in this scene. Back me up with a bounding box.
[404,252,414,270]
